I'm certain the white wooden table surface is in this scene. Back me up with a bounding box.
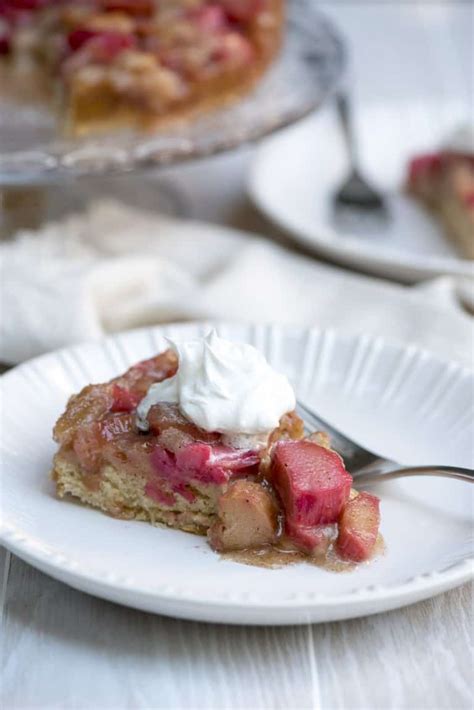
[1,3,473,709]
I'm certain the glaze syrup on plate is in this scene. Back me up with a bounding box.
[223,535,385,572]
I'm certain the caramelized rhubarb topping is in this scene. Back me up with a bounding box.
[150,442,260,486]
[71,412,135,472]
[0,33,11,55]
[208,480,278,551]
[188,4,228,31]
[110,384,141,413]
[99,0,155,17]
[220,0,265,23]
[407,153,442,185]
[268,410,305,445]
[284,519,332,556]
[53,384,113,446]
[336,492,380,562]
[53,349,177,448]
[271,440,352,528]
[115,349,178,396]
[147,403,221,446]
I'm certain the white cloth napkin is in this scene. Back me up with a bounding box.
[1,199,473,368]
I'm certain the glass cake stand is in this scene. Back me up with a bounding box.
[0,3,345,235]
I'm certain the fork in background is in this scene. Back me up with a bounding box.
[332,92,390,234]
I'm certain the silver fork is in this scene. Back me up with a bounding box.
[332,92,390,233]
[296,400,474,485]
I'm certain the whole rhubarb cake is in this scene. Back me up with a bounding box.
[0,0,283,136]
[52,332,382,568]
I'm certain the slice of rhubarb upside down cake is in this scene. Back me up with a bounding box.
[52,332,382,569]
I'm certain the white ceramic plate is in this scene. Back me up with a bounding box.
[1,323,473,625]
[249,104,474,282]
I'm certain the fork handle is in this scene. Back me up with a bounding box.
[336,92,357,165]
[355,465,474,486]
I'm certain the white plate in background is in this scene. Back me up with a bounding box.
[249,104,474,282]
[1,323,473,624]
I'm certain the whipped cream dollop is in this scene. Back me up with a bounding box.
[136,331,295,439]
